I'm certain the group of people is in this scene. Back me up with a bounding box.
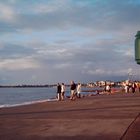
[124,81,140,93]
[56,83,66,101]
[70,81,81,100]
[56,81,81,101]
[56,80,140,101]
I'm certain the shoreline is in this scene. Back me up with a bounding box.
[0,98,58,109]
[0,93,140,140]
[0,87,123,109]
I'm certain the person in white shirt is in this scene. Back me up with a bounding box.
[61,83,65,101]
[106,84,111,94]
[77,83,81,98]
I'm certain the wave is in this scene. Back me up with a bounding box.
[0,98,57,108]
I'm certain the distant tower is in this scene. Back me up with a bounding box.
[135,31,140,64]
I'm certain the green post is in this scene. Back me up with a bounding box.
[135,31,140,64]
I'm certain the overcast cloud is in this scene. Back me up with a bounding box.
[0,0,140,84]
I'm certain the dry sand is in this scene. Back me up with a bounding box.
[0,93,140,140]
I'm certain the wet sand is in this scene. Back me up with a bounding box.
[0,93,140,140]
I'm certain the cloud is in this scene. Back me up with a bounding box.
[0,3,16,22]
[33,0,69,14]
[1,0,140,33]
[0,57,39,71]
[0,42,36,59]
[0,0,140,84]
[85,69,128,76]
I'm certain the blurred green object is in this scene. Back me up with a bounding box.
[135,31,140,64]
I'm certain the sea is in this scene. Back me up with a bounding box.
[0,87,98,108]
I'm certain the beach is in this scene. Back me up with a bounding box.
[0,93,140,140]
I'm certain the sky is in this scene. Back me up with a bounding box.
[0,0,140,85]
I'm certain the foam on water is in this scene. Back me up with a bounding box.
[0,98,57,108]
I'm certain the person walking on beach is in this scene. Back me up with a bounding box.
[124,84,129,93]
[77,83,81,98]
[61,83,65,101]
[106,84,111,94]
[70,81,76,101]
[57,83,61,101]
[131,82,137,93]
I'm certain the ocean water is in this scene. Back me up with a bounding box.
[0,87,99,108]
[0,87,62,108]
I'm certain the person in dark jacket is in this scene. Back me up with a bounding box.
[57,83,61,101]
[70,81,76,100]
